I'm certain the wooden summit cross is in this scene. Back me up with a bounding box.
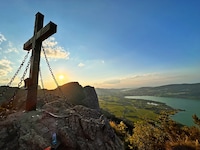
[23,12,57,111]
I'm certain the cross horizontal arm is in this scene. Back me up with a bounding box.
[24,21,57,50]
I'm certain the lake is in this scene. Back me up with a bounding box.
[125,96,200,126]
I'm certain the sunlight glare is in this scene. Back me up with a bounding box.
[59,75,64,80]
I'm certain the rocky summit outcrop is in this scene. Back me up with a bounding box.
[52,82,100,110]
[83,86,100,109]
[0,100,123,150]
[0,82,124,150]
[0,82,100,112]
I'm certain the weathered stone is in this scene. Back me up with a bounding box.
[0,82,123,149]
[1,82,100,113]
[83,86,100,109]
[0,101,124,150]
[52,82,100,110]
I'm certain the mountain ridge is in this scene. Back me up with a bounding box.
[96,83,200,100]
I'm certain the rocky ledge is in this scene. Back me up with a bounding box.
[0,83,124,150]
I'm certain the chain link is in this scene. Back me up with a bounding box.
[39,66,45,90]
[39,66,47,102]
[0,52,31,110]
[0,51,30,98]
[7,56,31,107]
[42,46,67,100]
[18,56,31,88]
[0,44,71,111]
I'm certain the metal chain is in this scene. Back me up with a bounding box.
[7,56,31,107]
[18,56,31,88]
[39,66,47,102]
[0,54,31,109]
[39,66,45,90]
[42,46,67,100]
[0,51,30,98]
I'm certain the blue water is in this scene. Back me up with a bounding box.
[125,96,200,126]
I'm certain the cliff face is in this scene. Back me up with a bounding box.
[83,86,100,109]
[0,82,124,150]
[53,82,100,110]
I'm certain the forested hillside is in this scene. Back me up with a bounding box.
[123,83,200,99]
[96,83,200,149]
[96,83,200,100]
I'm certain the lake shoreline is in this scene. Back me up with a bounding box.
[125,96,181,116]
[125,95,200,126]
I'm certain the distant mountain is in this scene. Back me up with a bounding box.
[96,83,200,100]
[95,88,122,96]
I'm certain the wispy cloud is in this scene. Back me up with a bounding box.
[103,79,120,84]
[0,33,6,44]
[101,60,105,64]
[94,73,165,88]
[0,33,19,53]
[95,72,199,88]
[78,62,85,67]
[0,59,12,76]
[5,41,19,53]
[42,37,70,59]
[76,59,105,69]
[125,73,160,80]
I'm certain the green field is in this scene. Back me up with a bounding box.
[99,95,176,123]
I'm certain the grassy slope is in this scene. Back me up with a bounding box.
[96,83,200,123]
[98,95,176,123]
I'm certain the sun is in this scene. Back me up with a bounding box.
[58,75,64,80]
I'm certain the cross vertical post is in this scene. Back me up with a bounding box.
[24,12,57,111]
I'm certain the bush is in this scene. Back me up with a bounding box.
[110,113,200,150]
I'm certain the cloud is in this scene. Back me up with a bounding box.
[101,60,105,64]
[0,33,6,44]
[103,79,121,84]
[125,73,160,80]
[5,41,19,53]
[0,59,12,76]
[101,73,159,85]
[94,73,162,88]
[0,34,18,53]
[42,37,70,59]
[93,79,121,88]
[78,63,85,67]
[93,70,200,89]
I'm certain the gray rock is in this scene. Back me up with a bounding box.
[83,86,100,110]
[52,82,100,110]
[0,101,124,150]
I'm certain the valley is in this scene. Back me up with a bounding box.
[98,95,177,123]
[96,83,200,126]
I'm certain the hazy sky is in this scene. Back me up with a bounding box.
[0,0,199,89]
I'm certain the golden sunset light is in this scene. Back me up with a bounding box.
[58,75,64,80]
[0,2,200,149]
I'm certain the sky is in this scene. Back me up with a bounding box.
[0,0,200,89]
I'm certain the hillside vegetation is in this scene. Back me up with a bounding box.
[1,83,200,149]
[110,114,200,150]
[96,83,200,149]
[98,95,176,123]
[122,83,200,99]
[96,83,200,99]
